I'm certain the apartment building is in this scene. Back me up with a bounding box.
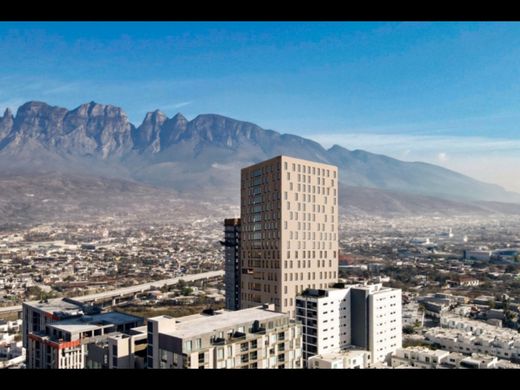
[240,156,339,318]
[223,218,241,310]
[391,347,450,368]
[352,283,402,363]
[22,298,90,349]
[308,349,371,369]
[147,304,303,369]
[296,283,402,365]
[86,327,148,369]
[392,347,520,369]
[295,287,352,361]
[26,310,143,369]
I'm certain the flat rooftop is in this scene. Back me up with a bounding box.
[162,307,287,339]
[23,298,83,314]
[48,311,142,333]
[398,347,449,357]
[310,348,369,360]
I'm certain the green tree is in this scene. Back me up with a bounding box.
[403,325,416,334]
[181,287,193,296]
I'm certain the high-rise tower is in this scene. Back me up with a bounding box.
[240,156,339,317]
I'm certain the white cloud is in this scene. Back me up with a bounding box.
[437,152,448,162]
[159,101,193,111]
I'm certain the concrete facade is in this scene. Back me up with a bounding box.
[148,305,303,369]
[240,156,339,318]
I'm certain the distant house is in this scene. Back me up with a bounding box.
[449,276,480,288]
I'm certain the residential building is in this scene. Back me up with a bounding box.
[350,283,402,364]
[424,315,520,362]
[295,287,351,362]
[223,218,241,310]
[26,310,143,369]
[391,347,519,369]
[296,283,402,364]
[240,156,339,318]
[87,326,147,369]
[391,347,450,368]
[308,349,371,369]
[22,298,92,349]
[147,304,303,369]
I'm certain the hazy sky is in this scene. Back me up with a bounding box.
[1,22,520,192]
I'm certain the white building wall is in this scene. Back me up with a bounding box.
[368,288,402,364]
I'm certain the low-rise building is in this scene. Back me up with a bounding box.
[308,348,371,369]
[391,347,449,368]
[424,315,520,362]
[147,304,303,369]
[26,310,144,369]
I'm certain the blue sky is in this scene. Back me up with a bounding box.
[1,22,520,191]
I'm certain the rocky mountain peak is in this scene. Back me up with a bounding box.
[171,113,188,126]
[143,110,167,123]
[3,108,13,120]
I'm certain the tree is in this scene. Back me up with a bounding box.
[403,325,416,334]
[181,287,193,296]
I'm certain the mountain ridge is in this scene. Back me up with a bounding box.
[0,100,518,207]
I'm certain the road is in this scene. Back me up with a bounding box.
[0,270,225,314]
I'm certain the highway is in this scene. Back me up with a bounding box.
[0,270,225,315]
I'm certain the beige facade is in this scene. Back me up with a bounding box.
[148,305,303,369]
[240,156,339,317]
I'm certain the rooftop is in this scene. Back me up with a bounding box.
[48,311,142,333]
[23,298,83,316]
[309,348,369,361]
[161,306,288,339]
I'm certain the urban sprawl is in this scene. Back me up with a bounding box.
[1,155,520,369]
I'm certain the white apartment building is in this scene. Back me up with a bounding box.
[0,341,26,369]
[295,287,351,361]
[391,347,519,369]
[426,314,520,362]
[148,304,303,369]
[391,347,450,368]
[296,283,402,365]
[240,156,339,318]
[308,349,371,369]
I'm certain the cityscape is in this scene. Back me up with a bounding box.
[1,155,519,369]
[1,22,520,370]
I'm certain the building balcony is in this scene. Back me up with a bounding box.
[210,337,226,346]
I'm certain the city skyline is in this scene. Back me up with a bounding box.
[1,22,520,191]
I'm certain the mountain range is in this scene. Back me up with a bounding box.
[1,100,519,225]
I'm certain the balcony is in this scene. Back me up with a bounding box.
[210,337,226,346]
[231,331,247,341]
